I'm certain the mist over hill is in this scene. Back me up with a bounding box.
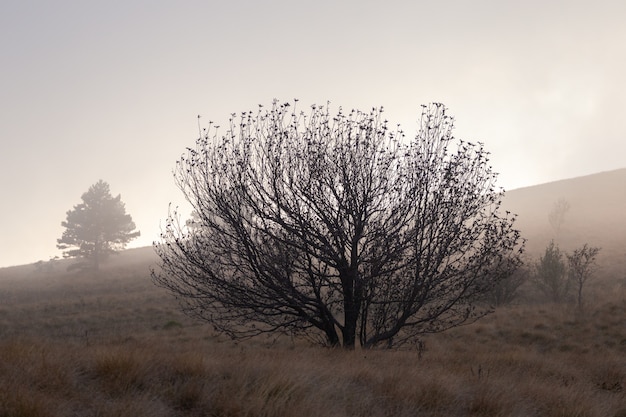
[0,169,624,417]
[2,168,625,283]
[503,167,626,282]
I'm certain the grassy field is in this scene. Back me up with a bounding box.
[0,248,624,417]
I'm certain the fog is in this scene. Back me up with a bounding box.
[1,1,625,267]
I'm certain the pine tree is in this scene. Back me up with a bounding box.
[57,180,140,270]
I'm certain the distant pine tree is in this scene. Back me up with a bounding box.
[57,180,140,270]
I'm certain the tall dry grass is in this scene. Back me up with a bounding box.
[0,250,624,416]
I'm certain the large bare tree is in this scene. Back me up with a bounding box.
[152,101,523,349]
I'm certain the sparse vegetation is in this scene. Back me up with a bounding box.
[0,249,624,416]
[568,244,601,311]
[483,260,529,307]
[533,240,570,303]
[531,241,602,310]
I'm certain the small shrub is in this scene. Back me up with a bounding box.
[533,241,569,303]
[163,320,182,330]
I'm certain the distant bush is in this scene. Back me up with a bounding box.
[163,320,183,330]
[567,244,600,311]
[484,264,529,307]
[531,241,600,307]
[532,241,569,303]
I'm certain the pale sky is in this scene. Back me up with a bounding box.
[1,0,625,267]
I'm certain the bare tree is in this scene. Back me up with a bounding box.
[567,244,600,310]
[548,198,570,239]
[152,101,523,349]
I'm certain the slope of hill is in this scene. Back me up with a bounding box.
[3,168,624,285]
[3,168,623,283]
[503,167,626,284]
[0,172,624,416]
[0,228,624,416]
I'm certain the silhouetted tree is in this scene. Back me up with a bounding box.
[152,101,523,349]
[533,241,569,303]
[567,244,600,310]
[57,180,140,270]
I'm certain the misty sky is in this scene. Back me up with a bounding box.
[1,0,625,267]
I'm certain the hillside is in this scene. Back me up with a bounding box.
[3,168,625,289]
[3,168,624,286]
[503,168,626,284]
[0,231,624,416]
[0,172,625,416]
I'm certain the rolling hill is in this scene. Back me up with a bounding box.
[2,167,625,283]
[0,170,624,416]
[503,167,626,284]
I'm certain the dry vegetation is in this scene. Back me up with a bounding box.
[503,168,626,282]
[0,247,625,417]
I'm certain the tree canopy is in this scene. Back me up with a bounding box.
[57,180,140,270]
[152,101,524,349]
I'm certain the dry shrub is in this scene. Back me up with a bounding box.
[465,384,513,417]
[160,351,210,413]
[588,357,625,393]
[88,347,149,397]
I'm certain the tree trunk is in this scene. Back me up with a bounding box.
[341,268,362,349]
[326,327,341,347]
[578,281,583,311]
[94,239,100,271]
[322,319,340,347]
[343,306,359,349]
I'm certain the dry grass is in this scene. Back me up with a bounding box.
[0,250,624,416]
